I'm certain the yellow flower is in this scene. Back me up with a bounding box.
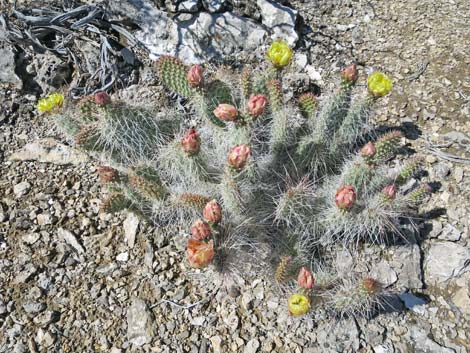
[367,72,393,97]
[266,40,293,68]
[288,293,311,316]
[37,93,64,113]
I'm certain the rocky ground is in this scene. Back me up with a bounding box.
[1,0,469,352]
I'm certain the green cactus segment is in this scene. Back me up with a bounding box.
[373,131,403,162]
[298,93,317,119]
[129,169,167,200]
[267,79,283,112]
[241,68,252,98]
[396,157,423,185]
[75,124,101,151]
[342,163,374,194]
[200,80,234,127]
[156,56,191,97]
[407,184,431,205]
[100,192,130,213]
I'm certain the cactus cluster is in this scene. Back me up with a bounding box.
[44,41,431,319]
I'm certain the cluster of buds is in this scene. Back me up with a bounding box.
[288,267,314,316]
[187,199,222,268]
[228,144,251,170]
[187,64,203,87]
[335,185,356,210]
[360,141,377,164]
[181,128,201,155]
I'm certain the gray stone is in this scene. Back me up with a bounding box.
[244,338,260,353]
[33,311,59,327]
[127,297,154,346]
[116,252,129,262]
[23,302,46,314]
[370,261,398,287]
[13,182,31,197]
[439,224,462,241]
[134,3,267,63]
[58,228,85,255]
[22,233,40,245]
[434,162,451,178]
[392,243,423,289]
[452,286,470,315]
[257,0,298,46]
[409,326,456,353]
[9,138,89,165]
[37,213,53,226]
[202,0,225,12]
[0,46,22,88]
[210,336,222,353]
[178,0,200,12]
[36,329,56,347]
[123,212,139,249]
[425,242,470,284]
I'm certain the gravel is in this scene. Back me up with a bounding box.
[1,0,469,352]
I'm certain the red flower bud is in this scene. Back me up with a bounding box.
[381,185,397,199]
[361,142,376,158]
[214,104,238,122]
[187,238,215,268]
[227,144,251,169]
[190,219,212,240]
[203,199,222,224]
[187,64,203,87]
[96,166,118,183]
[247,94,268,118]
[181,128,201,155]
[94,92,111,106]
[297,267,314,289]
[341,64,358,84]
[335,185,356,210]
[362,277,380,294]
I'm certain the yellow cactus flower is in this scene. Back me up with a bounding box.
[266,40,293,68]
[367,72,393,97]
[288,293,311,316]
[37,93,64,113]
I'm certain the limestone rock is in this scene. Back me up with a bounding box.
[9,138,89,165]
[424,242,470,284]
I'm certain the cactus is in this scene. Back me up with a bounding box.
[48,40,432,321]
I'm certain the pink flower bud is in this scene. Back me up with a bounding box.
[335,185,356,210]
[94,92,111,106]
[297,267,314,289]
[187,64,203,87]
[190,219,212,240]
[228,144,251,169]
[187,238,215,268]
[213,104,238,122]
[341,64,358,84]
[203,199,222,224]
[247,94,268,118]
[382,185,397,199]
[181,128,201,155]
[361,142,376,158]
